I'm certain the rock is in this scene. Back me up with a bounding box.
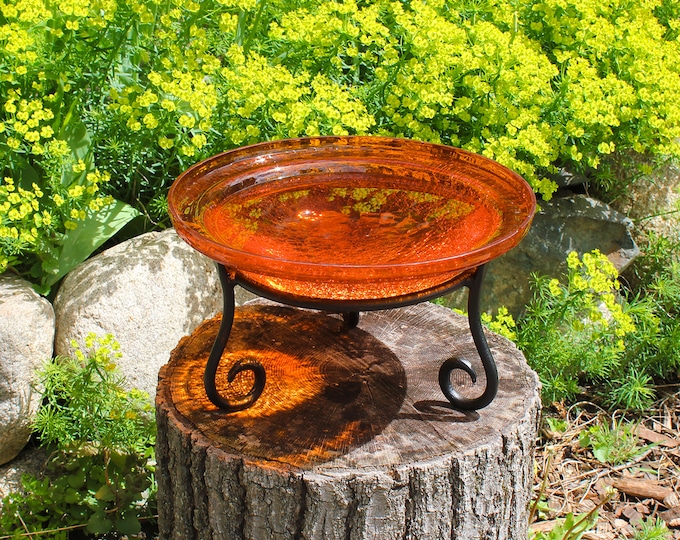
[443,194,639,317]
[53,228,256,400]
[0,274,55,466]
[0,446,47,502]
[549,167,589,188]
[608,156,680,239]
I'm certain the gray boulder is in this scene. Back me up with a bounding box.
[445,194,639,317]
[0,275,55,465]
[609,157,679,239]
[53,228,255,400]
[0,446,47,501]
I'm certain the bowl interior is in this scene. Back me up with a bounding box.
[169,137,535,287]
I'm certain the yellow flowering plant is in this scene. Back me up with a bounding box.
[84,0,680,210]
[485,250,664,407]
[0,0,140,293]
[1,333,157,536]
[2,0,680,293]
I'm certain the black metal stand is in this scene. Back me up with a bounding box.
[204,264,499,413]
[204,267,266,412]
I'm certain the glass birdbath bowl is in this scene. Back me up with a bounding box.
[168,136,536,412]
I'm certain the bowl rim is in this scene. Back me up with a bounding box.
[168,136,536,280]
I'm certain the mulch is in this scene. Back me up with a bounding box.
[531,390,680,539]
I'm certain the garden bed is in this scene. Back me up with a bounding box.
[532,391,680,539]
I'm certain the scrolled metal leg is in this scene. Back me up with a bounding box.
[204,265,266,412]
[439,265,499,411]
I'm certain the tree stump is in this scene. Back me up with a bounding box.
[156,301,541,540]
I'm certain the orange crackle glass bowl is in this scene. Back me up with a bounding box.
[168,136,536,304]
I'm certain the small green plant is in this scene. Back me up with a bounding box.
[625,229,680,292]
[617,256,680,404]
[484,249,679,409]
[632,517,673,540]
[529,450,614,540]
[487,250,638,404]
[0,334,156,538]
[544,416,569,437]
[529,511,599,540]
[578,417,649,465]
[605,367,658,412]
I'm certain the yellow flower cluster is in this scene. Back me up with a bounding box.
[0,177,48,250]
[2,92,56,155]
[267,0,563,198]
[220,48,374,144]
[0,168,113,273]
[107,4,222,155]
[562,250,636,345]
[481,306,517,341]
[522,0,680,165]
[387,7,561,198]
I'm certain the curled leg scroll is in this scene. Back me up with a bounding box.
[204,265,266,412]
[438,265,499,411]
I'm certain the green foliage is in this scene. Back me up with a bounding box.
[616,232,680,402]
[530,511,599,540]
[632,517,673,540]
[625,229,680,292]
[0,2,141,291]
[484,249,679,409]
[4,0,680,291]
[0,334,156,538]
[33,334,154,451]
[520,0,680,171]
[604,367,658,412]
[578,417,649,465]
[510,250,637,404]
[603,231,680,410]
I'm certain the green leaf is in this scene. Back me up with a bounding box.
[592,444,610,464]
[64,487,82,504]
[116,514,143,535]
[94,483,115,502]
[67,468,87,488]
[58,107,94,187]
[109,450,130,468]
[15,158,41,191]
[86,511,113,534]
[43,199,140,287]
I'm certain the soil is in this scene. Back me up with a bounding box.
[531,389,680,539]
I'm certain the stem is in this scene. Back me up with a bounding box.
[529,449,554,525]
[242,0,268,56]
[561,491,613,539]
[633,208,680,222]
[0,523,86,539]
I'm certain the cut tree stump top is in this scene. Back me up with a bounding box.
[160,301,540,472]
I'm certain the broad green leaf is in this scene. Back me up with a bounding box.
[592,445,610,464]
[116,514,143,535]
[94,483,115,502]
[67,468,87,488]
[44,200,140,288]
[86,511,113,534]
[15,158,41,190]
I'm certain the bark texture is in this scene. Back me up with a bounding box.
[156,302,541,539]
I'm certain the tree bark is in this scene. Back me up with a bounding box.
[156,301,541,539]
